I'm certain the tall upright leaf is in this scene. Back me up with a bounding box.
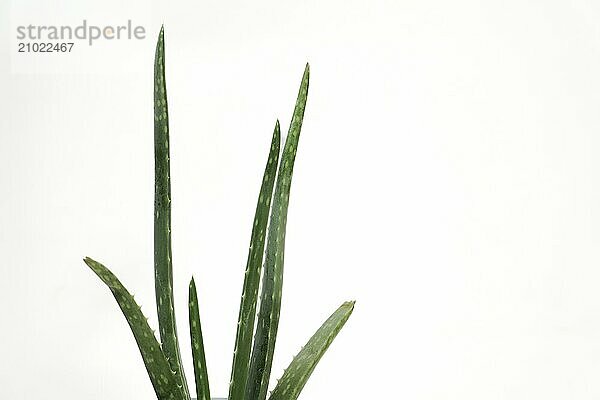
[189,278,211,400]
[83,257,185,400]
[246,64,310,400]
[154,26,190,399]
[228,122,281,400]
[269,301,355,400]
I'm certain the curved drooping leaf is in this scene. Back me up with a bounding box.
[246,64,310,400]
[269,301,355,400]
[189,278,211,400]
[228,121,281,400]
[83,257,185,400]
[154,26,190,399]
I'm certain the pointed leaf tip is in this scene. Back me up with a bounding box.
[268,301,354,400]
[229,119,282,400]
[82,257,185,399]
[246,65,310,400]
[153,25,189,398]
[189,278,211,400]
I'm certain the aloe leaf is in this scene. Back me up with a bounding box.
[83,257,185,400]
[154,26,190,399]
[189,278,211,400]
[268,301,355,400]
[246,64,310,400]
[228,121,281,400]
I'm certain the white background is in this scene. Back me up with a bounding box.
[2,1,600,399]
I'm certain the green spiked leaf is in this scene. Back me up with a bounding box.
[189,278,211,400]
[246,64,310,400]
[269,301,355,400]
[83,257,185,400]
[228,121,281,400]
[154,26,190,399]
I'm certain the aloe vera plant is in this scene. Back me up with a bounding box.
[83,27,355,400]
